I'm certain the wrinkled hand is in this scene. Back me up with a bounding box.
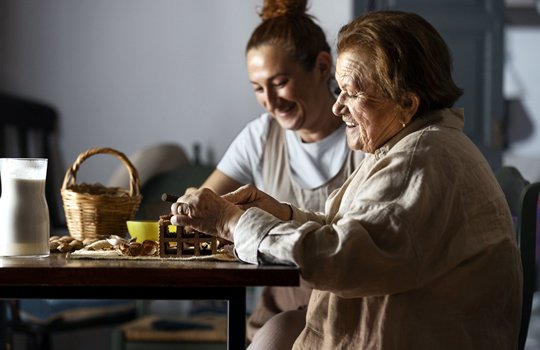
[183,186,198,195]
[222,184,291,221]
[171,188,242,243]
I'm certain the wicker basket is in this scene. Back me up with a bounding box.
[61,147,142,241]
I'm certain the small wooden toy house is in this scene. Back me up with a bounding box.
[158,215,218,257]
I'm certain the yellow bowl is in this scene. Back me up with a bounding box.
[126,220,159,242]
[126,220,177,242]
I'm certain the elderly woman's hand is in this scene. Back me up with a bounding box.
[222,184,292,221]
[183,186,198,195]
[170,188,242,243]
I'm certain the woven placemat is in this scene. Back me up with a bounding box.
[69,249,237,261]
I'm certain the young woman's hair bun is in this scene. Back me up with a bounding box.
[259,0,308,21]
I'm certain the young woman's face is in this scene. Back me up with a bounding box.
[332,50,404,153]
[246,45,323,131]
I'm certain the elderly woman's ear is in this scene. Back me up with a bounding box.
[401,92,420,125]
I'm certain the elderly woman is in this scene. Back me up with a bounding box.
[172,10,522,350]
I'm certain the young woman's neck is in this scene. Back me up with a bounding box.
[297,89,342,143]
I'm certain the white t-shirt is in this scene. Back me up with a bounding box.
[217,113,349,189]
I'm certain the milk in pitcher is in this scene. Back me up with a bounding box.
[0,158,50,257]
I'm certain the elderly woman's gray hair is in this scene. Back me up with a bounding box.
[336,10,463,117]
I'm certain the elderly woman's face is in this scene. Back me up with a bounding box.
[332,51,404,153]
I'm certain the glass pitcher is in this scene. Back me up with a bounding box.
[0,158,50,257]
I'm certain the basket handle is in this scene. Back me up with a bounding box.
[61,147,141,196]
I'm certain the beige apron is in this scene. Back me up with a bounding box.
[247,118,362,340]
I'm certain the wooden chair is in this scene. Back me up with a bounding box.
[1,92,138,350]
[0,92,65,229]
[135,160,214,220]
[107,142,196,221]
[516,181,540,350]
[108,143,189,197]
[495,166,539,350]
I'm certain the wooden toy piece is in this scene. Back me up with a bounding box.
[158,214,218,257]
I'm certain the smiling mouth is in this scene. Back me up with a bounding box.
[343,118,357,127]
[275,102,296,115]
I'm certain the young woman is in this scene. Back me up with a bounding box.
[196,0,363,343]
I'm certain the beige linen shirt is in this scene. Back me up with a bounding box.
[234,108,522,349]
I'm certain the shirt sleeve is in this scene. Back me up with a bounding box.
[216,113,270,185]
[234,205,326,265]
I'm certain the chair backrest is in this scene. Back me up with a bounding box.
[108,143,189,190]
[495,166,539,350]
[518,181,540,349]
[136,162,214,220]
[0,92,65,229]
[108,143,214,220]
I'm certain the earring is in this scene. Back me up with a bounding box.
[401,121,406,128]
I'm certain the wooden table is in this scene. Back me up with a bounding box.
[0,253,299,350]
